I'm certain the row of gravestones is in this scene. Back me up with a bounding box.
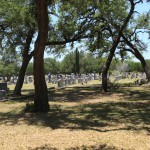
[1,72,147,100]
[53,74,97,88]
[57,77,90,88]
[113,72,147,82]
[6,73,101,86]
[47,73,100,83]
[48,73,100,82]
[0,74,96,99]
[6,72,147,85]
[7,76,33,85]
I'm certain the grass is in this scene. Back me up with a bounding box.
[0,80,150,150]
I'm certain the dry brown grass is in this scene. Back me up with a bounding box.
[0,81,150,150]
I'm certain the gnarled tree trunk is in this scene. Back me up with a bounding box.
[121,33,150,82]
[135,52,150,82]
[13,29,34,96]
[13,56,32,96]
[102,0,135,92]
[33,0,49,112]
[102,40,120,92]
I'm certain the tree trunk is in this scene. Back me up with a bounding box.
[75,48,80,75]
[102,0,135,92]
[121,34,150,82]
[33,0,49,112]
[13,56,32,96]
[102,41,120,92]
[13,28,34,96]
[135,52,150,82]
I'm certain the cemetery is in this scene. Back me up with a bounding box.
[1,0,150,150]
[0,71,150,149]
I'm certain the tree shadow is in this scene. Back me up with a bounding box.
[123,90,150,101]
[0,85,150,133]
[28,144,118,150]
[0,100,149,133]
[48,85,150,105]
[8,88,35,95]
[49,85,102,102]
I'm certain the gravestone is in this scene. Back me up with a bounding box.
[71,73,75,79]
[7,81,12,85]
[114,75,122,82]
[0,83,7,99]
[28,76,33,83]
[130,73,136,79]
[0,82,7,91]
[64,79,68,85]
[78,78,82,83]
[24,75,28,84]
[0,90,5,99]
[58,79,64,87]
[72,79,76,84]
[68,79,72,85]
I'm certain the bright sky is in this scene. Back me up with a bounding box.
[134,1,150,61]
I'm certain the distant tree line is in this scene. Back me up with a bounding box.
[25,51,150,75]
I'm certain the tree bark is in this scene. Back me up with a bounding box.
[102,0,135,92]
[13,29,34,96]
[33,0,49,112]
[134,51,150,82]
[75,48,80,75]
[102,40,120,92]
[121,33,150,82]
[13,56,32,96]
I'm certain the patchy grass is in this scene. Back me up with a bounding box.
[8,82,57,94]
[0,80,150,150]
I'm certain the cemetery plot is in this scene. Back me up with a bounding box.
[48,73,99,88]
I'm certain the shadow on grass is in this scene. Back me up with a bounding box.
[0,85,150,133]
[49,85,102,102]
[8,88,35,95]
[48,85,150,103]
[0,100,149,133]
[29,144,118,150]
[124,90,150,101]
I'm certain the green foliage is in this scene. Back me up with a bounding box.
[135,12,150,30]
[127,61,143,72]
[0,47,20,78]
[61,51,76,74]
[26,62,33,75]
[44,51,146,75]
[61,51,110,74]
[0,60,19,79]
[44,58,61,74]
[0,0,149,80]
[0,0,36,57]
[80,52,100,73]
[0,0,36,80]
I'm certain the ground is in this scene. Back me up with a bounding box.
[0,80,150,150]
